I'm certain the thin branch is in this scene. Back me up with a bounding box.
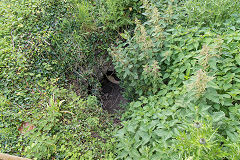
[42,38,51,47]
[60,110,75,116]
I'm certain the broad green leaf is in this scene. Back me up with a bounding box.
[223,83,232,91]
[226,131,238,142]
[236,54,240,65]
[212,111,225,122]
[207,81,220,89]
[154,129,169,137]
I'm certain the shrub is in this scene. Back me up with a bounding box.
[24,89,117,159]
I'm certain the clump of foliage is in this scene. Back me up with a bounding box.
[25,90,117,159]
[183,0,240,26]
[1,0,134,159]
[95,0,143,31]
[112,0,240,159]
[116,95,238,159]
[1,0,240,159]
[1,87,117,159]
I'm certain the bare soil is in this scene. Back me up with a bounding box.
[100,76,127,113]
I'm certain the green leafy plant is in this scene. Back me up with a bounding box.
[113,0,240,159]
[1,86,118,159]
[95,0,143,31]
[1,0,240,159]
[183,0,240,27]
[0,0,121,159]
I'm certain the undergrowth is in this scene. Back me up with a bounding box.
[1,0,240,159]
[112,0,240,159]
[0,0,136,159]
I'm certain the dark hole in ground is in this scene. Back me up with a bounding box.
[100,71,127,113]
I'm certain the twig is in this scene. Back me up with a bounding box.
[60,110,75,116]
[42,38,51,46]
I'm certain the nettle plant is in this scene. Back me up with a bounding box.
[115,88,236,159]
[115,53,240,159]
[113,0,240,159]
[112,0,240,100]
[111,0,167,99]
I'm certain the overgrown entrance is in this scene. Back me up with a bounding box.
[100,71,127,113]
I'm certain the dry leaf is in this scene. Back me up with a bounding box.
[18,122,35,134]
[106,75,120,84]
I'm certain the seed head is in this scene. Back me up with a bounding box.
[135,21,153,50]
[188,69,214,97]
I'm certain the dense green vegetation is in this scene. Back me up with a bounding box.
[1,0,240,159]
